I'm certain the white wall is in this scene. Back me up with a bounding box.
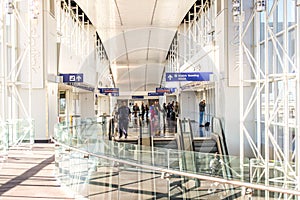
[180,91,198,122]
[80,92,95,118]
[47,83,58,138]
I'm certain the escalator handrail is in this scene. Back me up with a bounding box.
[211,116,229,156]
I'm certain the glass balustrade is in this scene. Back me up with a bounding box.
[0,119,34,152]
[53,118,299,199]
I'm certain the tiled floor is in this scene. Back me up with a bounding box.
[0,144,75,200]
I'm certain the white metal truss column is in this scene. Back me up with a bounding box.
[238,0,299,198]
[0,0,38,149]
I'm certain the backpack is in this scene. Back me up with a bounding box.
[205,122,210,127]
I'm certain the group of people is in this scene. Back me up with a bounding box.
[112,99,206,138]
[112,100,181,138]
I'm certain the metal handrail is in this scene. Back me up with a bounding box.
[211,116,229,156]
[51,136,300,196]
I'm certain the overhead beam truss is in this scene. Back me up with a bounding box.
[164,0,215,86]
[57,0,113,89]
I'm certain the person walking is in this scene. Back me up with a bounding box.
[141,102,145,121]
[117,101,131,139]
[199,99,206,127]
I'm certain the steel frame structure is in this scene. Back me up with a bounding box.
[57,0,113,89]
[238,0,300,198]
[164,0,215,76]
[0,0,39,150]
[162,0,216,127]
[163,0,216,120]
[57,0,92,61]
[182,0,215,64]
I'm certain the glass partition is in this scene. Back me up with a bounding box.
[53,118,299,199]
[0,119,34,157]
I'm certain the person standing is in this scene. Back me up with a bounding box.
[145,104,149,123]
[117,101,131,139]
[199,99,206,127]
[133,103,140,117]
[133,103,140,124]
[141,102,145,121]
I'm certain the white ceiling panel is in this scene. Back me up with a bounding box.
[147,50,167,63]
[148,28,176,51]
[124,29,150,52]
[115,54,128,65]
[74,0,197,94]
[152,0,196,26]
[103,33,126,61]
[116,0,156,27]
[116,68,129,82]
[128,51,147,63]
[129,65,146,79]
[146,64,165,83]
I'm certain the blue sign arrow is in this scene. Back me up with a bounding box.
[166,72,212,82]
[60,73,84,83]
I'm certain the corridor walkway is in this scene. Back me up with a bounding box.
[0,143,75,200]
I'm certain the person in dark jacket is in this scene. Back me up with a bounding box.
[117,101,131,139]
[199,99,206,127]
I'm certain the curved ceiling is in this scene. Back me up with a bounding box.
[75,0,196,95]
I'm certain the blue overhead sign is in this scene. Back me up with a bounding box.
[156,87,171,93]
[166,72,212,82]
[60,73,83,83]
[99,88,119,96]
[132,95,144,99]
[148,92,164,96]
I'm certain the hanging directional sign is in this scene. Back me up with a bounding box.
[60,73,84,83]
[156,87,171,93]
[99,88,119,96]
[148,92,164,96]
[166,72,212,82]
[132,95,144,99]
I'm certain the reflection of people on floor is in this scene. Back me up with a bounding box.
[209,153,223,176]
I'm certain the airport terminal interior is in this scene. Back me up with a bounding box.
[0,0,300,199]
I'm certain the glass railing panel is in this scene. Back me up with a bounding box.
[6,119,34,147]
[68,151,90,197]
[55,145,92,198]
[53,119,300,198]
[0,121,8,154]
[54,120,248,182]
[55,145,71,188]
